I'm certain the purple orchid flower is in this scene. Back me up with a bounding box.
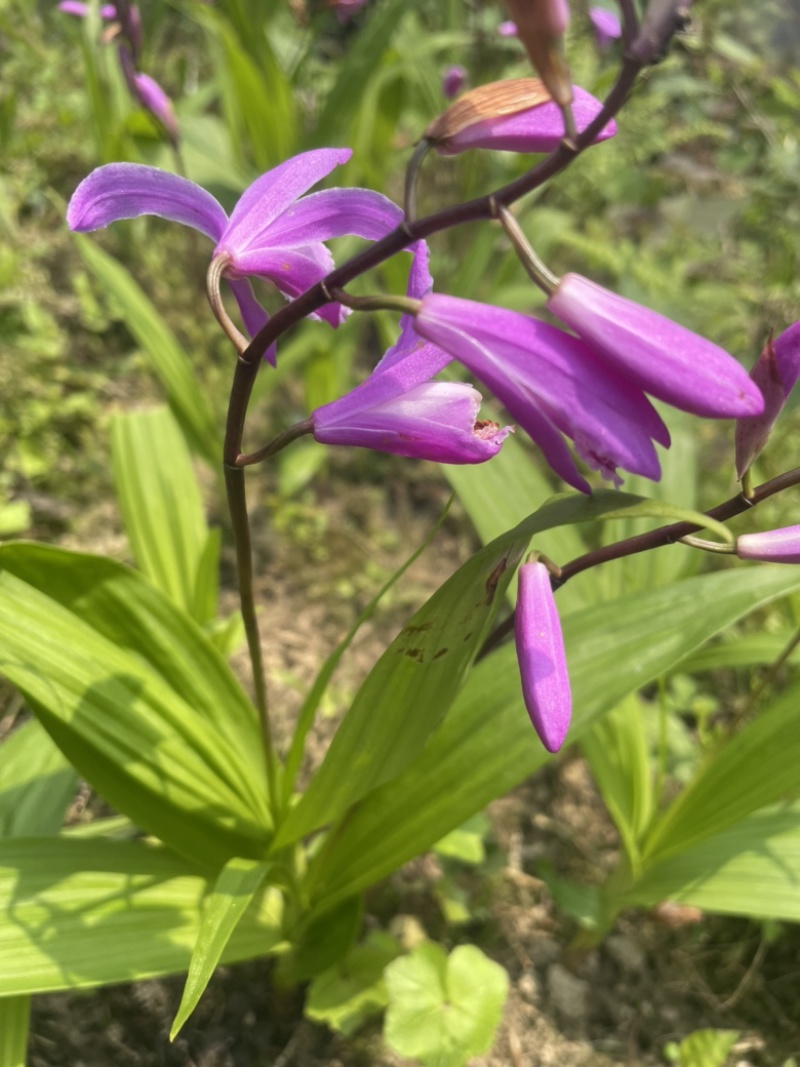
[430,83,615,156]
[589,6,622,49]
[329,0,369,21]
[515,560,571,753]
[442,65,468,100]
[737,525,800,564]
[413,293,669,493]
[547,274,765,419]
[67,150,404,354]
[58,1,118,18]
[311,246,512,463]
[498,20,518,36]
[735,322,800,479]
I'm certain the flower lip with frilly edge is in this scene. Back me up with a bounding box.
[736,526,800,565]
[547,273,766,419]
[413,293,669,493]
[67,150,406,356]
[515,560,571,754]
[311,243,512,464]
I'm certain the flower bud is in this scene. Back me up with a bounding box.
[515,561,571,753]
[442,65,468,100]
[503,0,572,109]
[424,78,615,156]
[589,6,622,49]
[547,273,765,419]
[736,526,800,565]
[735,322,800,480]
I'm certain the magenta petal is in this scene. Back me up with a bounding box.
[414,294,668,491]
[67,163,228,242]
[132,72,179,141]
[515,561,571,753]
[313,381,511,463]
[737,526,800,564]
[264,188,403,246]
[735,322,800,478]
[498,19,518,35]
[589,7,622,48]
[226,278,276,364]
[219,148,352,257]
[436,85,616,156]
[549,274,765,419]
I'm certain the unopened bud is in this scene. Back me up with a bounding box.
[735,322,800,480]
[503,0,572,108]
[424,78,613,156]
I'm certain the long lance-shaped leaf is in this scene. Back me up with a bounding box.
[0,839,284,997]
[306,565,800,907]
[0,720,77,840]
[171,858,271,1038]
[110,407,219,625]
[276,491,741,850]
[0,543,265,807]
[642,680,800,865]
[619,803,800,922]
[0,996,29,1067]
[0,553,270,867]
[75,236,218,467]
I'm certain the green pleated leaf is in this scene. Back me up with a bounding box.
[171,857,271,1038]
[307,565,800,907]
[110,407,219,625]
[273,523,529,849]
[0,838,284,997]
[643,680,800,865]
[621,803,800,922]
[75,237,218,467]
[677,631,800,673]
[582,693,654,867]
[0,544,270,866]
[0,996,29,1067]
[278,492,751,853]
[0,720,77,839]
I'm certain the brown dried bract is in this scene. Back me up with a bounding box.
[424,78,552,144]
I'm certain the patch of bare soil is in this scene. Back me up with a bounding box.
[27,462,800,1067]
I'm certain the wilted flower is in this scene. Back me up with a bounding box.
[312,247,511,463]
[425,78,615,156]
[515,560,571,753]
[736,526,800,564]
[442,65,467,100]
[67,150,404,347]
[735,322,800,479]
[503,0,572,109]
[589,6,622,49]
[414,293,669,493]
[547,274,765,419]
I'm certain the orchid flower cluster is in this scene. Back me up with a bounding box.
[59,0,179,146]
[66,0,799,760]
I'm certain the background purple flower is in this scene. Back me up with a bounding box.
[589,6,622,49]
[735,322,800,478]
[442,65,467,100]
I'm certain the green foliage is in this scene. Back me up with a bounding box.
[306,931,402,1036]
[383,942,509,1067]
[664,1029,741,1067]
